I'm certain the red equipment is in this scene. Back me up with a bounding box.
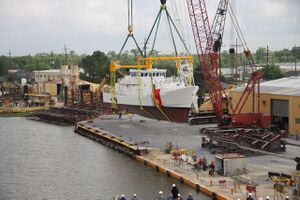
[186,0,269,128]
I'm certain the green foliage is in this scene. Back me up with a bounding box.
[80,51,109,83]
[0,51,84,77]
[193,67,205,99]
[273,48,294,63]
[0,56,9,76]
[261,64,285,80]
[291,46,300,60]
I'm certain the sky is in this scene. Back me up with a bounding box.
[0,0,299,56]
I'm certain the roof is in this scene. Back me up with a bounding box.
[215,153,246,159]
[233,76,300,97]
[33,69,60,73]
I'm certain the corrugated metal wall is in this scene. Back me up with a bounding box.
[224,158,247,176]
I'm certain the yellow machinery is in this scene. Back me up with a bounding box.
[109,56,194,119]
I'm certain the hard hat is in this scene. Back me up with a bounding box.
[259,197,263,200]
[237,199,240,200]
[248,193,252,196]
[159,191,163,194]
[286,196,289,199]
[172,184,176,187]
[133,194,137,197]
[121,194,125,197]
[266,196,270,200]
[189,193,192,196]
[178,193,181,197]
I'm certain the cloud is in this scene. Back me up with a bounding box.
[0,0,299,55]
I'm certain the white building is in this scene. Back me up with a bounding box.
[34,69,61,83]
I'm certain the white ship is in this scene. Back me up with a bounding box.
[103,57,199,123]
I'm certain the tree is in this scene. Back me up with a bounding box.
[0,56,9,76]
[274,49,293,63]
[261,64,285,80]
[291,46,300,60]
[80,51,109,83]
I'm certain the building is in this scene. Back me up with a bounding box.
[33,65,80,96]
[215,153,247,176]
[229,76,300,136]
[34,69,61,83]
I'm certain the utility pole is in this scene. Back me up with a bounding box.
[235,38,238,84]
[8,50,12,70]
[63,44,69,65]
[142,38,150,57]
[294,45,297,76]
[266,45,269,80]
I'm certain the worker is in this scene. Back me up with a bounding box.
[131,194,138,200]
[285,196,289,200]
[265,196,270,200]
[187,193,194,200]
[157,191,164,200]
[166,194,173,200]
[209,161,215,175]
[119,194,127,200]
[171,184,179,199]
[246,193,253,200]
[211,192,217,200]
[177,193,183,200]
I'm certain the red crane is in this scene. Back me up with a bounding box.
[186,0,270,128]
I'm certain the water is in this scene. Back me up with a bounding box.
[0,117,208,200]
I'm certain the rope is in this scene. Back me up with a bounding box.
[150,72,171,121]
[137,65,157,119]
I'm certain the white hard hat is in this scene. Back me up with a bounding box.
[286,196,289,199]
[178,193,181,197]
[159,191,163,194]
[133,194,137,197]
[237,199,240,200]
[248,193,252,196]
[266,196,270,200]
[172,184,176,187]
[121,194,125,197]
[259,197,263,200]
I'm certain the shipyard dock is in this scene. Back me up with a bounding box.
[75,114,300,200]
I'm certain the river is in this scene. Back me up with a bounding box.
[0,117,208,200]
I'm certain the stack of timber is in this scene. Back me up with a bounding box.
[200,127,286,154]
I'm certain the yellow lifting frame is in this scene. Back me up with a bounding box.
[109,56,194,118]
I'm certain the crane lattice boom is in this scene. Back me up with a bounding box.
[186,0,229,123]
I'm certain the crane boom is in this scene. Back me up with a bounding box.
[186,0,269,128]
[186,0,229,123]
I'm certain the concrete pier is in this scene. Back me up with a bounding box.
[74,115,300,200]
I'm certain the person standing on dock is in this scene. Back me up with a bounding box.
[131,194,138,200]
[157,191,164,200]
[119,194,127,200]
[171,184,179,199]
[166,194,173,200]
[186,193,194,200]
[247,193,253,200]
[177,193,183,200]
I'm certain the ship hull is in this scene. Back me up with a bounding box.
[116,104,190,123]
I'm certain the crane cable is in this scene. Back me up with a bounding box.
[228,2,255,72]
[117,0,143,58]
